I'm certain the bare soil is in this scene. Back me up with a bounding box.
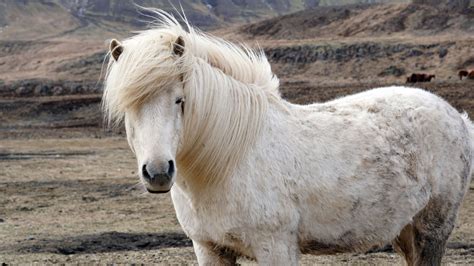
[1,81,474,264]
[1,138,474,265]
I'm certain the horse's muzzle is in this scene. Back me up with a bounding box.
[141,161,175,193]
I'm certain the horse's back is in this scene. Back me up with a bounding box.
[320,86,472,195]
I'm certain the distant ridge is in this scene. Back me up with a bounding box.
[0,0,472,83]
[241,3,474,39]
[0,0,413,41]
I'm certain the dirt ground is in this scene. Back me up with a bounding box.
[1,81,474,265]
[1,137,474,265]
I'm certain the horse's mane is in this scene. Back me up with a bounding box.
[103,9,280,187]
[103,9,279,125]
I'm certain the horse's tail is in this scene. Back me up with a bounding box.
[461,112,474,176]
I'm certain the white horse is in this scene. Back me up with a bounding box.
[103,10,474,266]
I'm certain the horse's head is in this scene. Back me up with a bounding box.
[104,31,187,193]
[103,10,277,192]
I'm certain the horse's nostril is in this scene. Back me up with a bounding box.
[168,160,175,177]
[142,164,151,180]
[142,161,174,182]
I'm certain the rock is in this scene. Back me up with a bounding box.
[15,86,32,96]
[71,85,84,94]
[405,49,424,57]
[378,66,406,77]
[438,47,448,58]
[52,86,64,95]
[81,196,97,202]
[34,84,49,96]
[18,206,33,211]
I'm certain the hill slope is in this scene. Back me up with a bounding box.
[240,3,474,39]
[0,1,473,84]
[0,0,415,41]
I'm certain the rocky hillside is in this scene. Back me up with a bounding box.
[266,38,474,85]
[0,1,473,84]
[413,0,473,12]
[0,0,415,41]
[240,3,474,39]
[223,2,474,86]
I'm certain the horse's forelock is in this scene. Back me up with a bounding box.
[103,27,189,126]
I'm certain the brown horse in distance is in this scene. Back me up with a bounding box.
[459,70,469,80]
[406,73,436,83]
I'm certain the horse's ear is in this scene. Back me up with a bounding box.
[110,39,123,61]
[173,36,185,57]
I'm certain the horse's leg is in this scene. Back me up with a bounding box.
[392,223,416,266]
[410,197,459,266]
[193,240,237,266]
[251,232,299,266]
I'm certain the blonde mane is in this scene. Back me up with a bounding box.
[103,9,280,187]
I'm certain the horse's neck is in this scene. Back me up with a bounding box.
[174,100,307,205]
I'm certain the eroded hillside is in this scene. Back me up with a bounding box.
[240,3,474,39]
[0,2,473,93]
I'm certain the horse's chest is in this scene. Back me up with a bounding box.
[195,216,254,257]
[213,231,254,258]
[191,219,254,258]
[172,190,254,257]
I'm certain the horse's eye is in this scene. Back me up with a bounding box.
[176,97,185,114]
[175,97,184,104]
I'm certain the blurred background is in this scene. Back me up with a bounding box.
[0,0,473,135]
[0,0,474,264]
